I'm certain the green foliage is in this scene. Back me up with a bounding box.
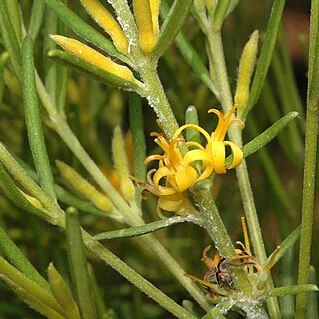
[0,1,317,319]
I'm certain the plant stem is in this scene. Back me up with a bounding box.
[296,0,319,316]
[295,62,319,319]
[206,31,233,108]
[139,61,180,139]
[192,180,252,295]
[205,28,281,318]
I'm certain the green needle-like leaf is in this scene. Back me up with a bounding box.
[0,53,8,104]
[0,257,63,315]
[28,0,46,40]
[154,0,193,59]
[213,0,231,29]
[243,112,299,158]
[0,163,48,217]
[160,2,219,97]
[265,285,318,298]
[3,0,22,42]
[0,0,22,81]
[22,36,56,200]
[263,226,301,269]
[0,225,49,291]
[66,208,96,319]
[244,0,286,118]
[94,216,190,240]
[44,0,130,65]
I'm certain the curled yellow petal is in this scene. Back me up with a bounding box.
[223,141,243,169]
[133,0,159,53]
[183,149,211,167]
[153,166,175,189]
[51,35,136,82]
[173,124,211,143]
[211,141,226,174]
[80,0,129,54]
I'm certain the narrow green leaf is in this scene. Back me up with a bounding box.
[0,53,9,104]
[185,105,201,145]
[243,112,299,158]
[160,2,219,97]
[22,36,56,199]
[3,0,22,42]
[55,185,116,218]
[88,265,109,319]
[44,6,58,100]
[154,0,193,58]
[280,249,295,318]
[48,49,141,92]
[15,287,65,319]
[66,208,96,319]
[0,225,49,291]
[44,0,130,65]
[0,0,22,81]
[271,51,303,158]
[308,0,319,85]
[244,0,286,118]
[129,93,146,205]
[225,0,240,17]
[0,257,63,315]
[94,216,190,241]
[265,285,318,298]
[56,2,68,114]
[213,0,231,29]
[48,263,81,319]
[0,162,47,217]
[263,226,301,269]
[28,0,46,40]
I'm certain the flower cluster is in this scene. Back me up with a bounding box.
[144,107,244,213]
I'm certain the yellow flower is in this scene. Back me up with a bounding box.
[144,133,198,195]
[145,107,244,197]
[144,107,244,214]
[173,106,245,176]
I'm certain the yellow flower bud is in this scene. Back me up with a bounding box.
[80,0,129,54]
[133,0,159,53]
[56,160,114,212]
[51,35,136,82]
[234,30,259,115]
[112,127,136,202]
